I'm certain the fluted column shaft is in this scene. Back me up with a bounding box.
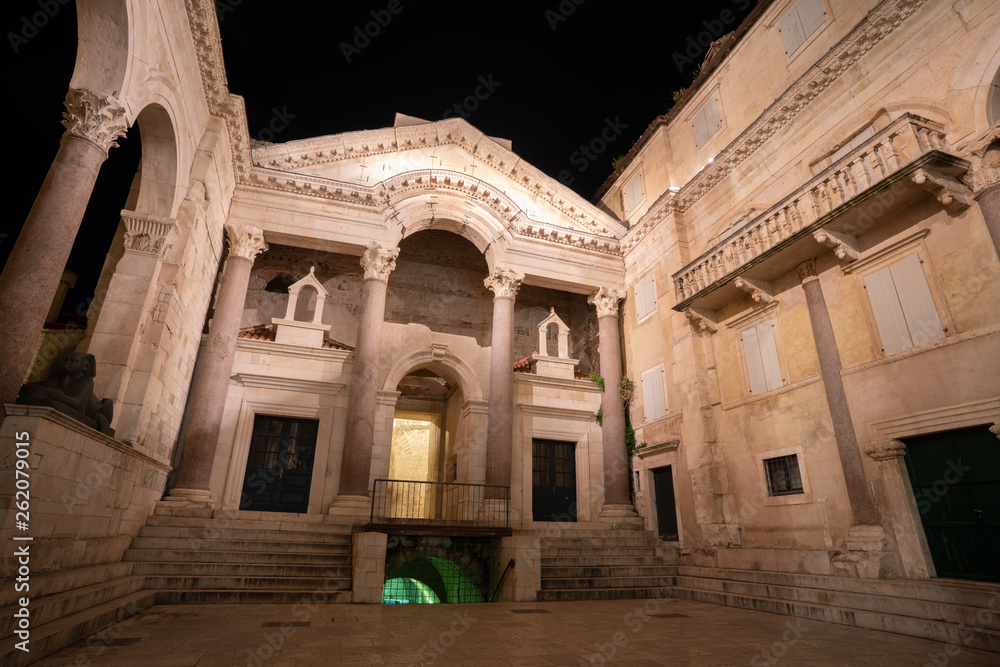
[484,268,523,494]
[0,89,127,417]
[338,243,398,497]
[170,225,267,500]
[590,288,629,507]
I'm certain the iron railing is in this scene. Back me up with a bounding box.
[370,479,510,528]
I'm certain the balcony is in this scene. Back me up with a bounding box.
[368,479,512,536]
[672,114,971,312]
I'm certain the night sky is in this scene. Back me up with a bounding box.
[3,0,755,316]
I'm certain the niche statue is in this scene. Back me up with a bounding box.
[17,351,115,435]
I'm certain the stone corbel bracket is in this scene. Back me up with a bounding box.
[122,211,178,256]
[732,276,774,303]
[911,167,972,213]
[864,438,906,461]
[813,228,859,263]
[684,307,718,335]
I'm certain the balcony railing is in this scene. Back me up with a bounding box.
[672,114,962,308]
[370,479,511,529]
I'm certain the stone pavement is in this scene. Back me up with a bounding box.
[33,598,999,666]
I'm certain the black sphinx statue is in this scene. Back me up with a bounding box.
[17,351,115,436]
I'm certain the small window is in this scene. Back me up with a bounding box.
[863,254,944,355]
[741,320,783,394]
[641,366,667,421]
[779,0,826,55]
[622,169,645,214]
[693,97,722,148]
[764,454,804,496]
[635,276,656,321]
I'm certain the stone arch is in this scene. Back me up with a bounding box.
[987,65,1000,127]
[382,349,485,403]
[130,102,181,218]
[250,263,304,290]
[70,0,131,97]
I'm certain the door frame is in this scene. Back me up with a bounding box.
[531,438,579,523]
[517,407,594,525]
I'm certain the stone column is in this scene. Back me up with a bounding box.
[0,89,128,418]
[166,224,267,504]
[589,287,640,526]
[336,242,398,503]
[483,267,524,497]
[796,259,877,526]
[967,138,1000,259]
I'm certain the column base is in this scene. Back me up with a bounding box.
[831,525,902,579]
[599,504,644,530]
[329,495,372,525]
[480,498,511,527]
[162,487,215,507]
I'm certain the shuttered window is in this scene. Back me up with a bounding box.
[693,97,722,148]
[779,0,826,55]
[623,170,645,213]
[741,320,784,395]
[635,276,656,321]
[863,254,944,355]
[641,366,668,421]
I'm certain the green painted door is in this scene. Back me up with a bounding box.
[903,426,1000,581]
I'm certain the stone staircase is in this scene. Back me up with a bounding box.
[674,565,1000,652]
[537,528,677,601]
[123,506,354,604]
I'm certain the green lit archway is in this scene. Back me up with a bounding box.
[382,556,484,604]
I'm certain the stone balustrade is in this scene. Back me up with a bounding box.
[672,114,953,306]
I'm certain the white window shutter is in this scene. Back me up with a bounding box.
[693,110,710,147]
[742,326,768,394]
[889,254,944,347]
[644,277,656,318]
[779,8,807,54]
[642,369,657,420]
[623,171,644,213]
[653,368,667,418]
[798,0,826,37]
[704,98,722,137]
[865,266,912,355]
[756,321,784,391]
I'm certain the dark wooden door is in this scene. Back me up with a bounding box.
[652,466,678,540]
[241,416,318,513]
[532,439,576,522]
[904,426,1000,581]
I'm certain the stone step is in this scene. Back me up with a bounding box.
[137,525,353,543]
[675,574,1000,632]
[0,590,157,667]
[0,575,145,638]
[541,555,667,567]
[537,587,673,602]
[673,586,1000,653]
[542,565,677,579]
[123,548,351,566]
[151,589,354,604]
[140,574,352,591]
[0,562,134,608]
[541,575,676,590]
[544,546,664,557]
[128,536,351,553]
[131,561,352,579]
[539,537,662,548]
[143,515,354,534]
[530,527,649,538]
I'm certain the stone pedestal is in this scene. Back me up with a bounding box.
[484,267,523,494]
[329,494,373,524]
[530,354,579,380]
[830,525,901,579]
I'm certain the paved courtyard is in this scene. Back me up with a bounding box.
[35,599,997,666]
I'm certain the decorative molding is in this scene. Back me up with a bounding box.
[720,375,822,411]
[517,403,597,422]
[635,439,680,458]
[431,343,448,361]
[795,258,818,283]
[121,212,178,256]
[512,373,601,392]
[360,242,399,282]
[911,167,972,212]
[588,287,625,318]
[842,323,1000,376]
[961,126,999,193]
[841,229,931,275]
[484,266,524,299]
[865,438,907,461]
[866,396,1000,444]
[232,373,345,396]
[61,88,129,155]
[813,229,859,263]
[224,223,268,261]
[236,336,352,362]
[684,307,717,334]
[732,276,773,303]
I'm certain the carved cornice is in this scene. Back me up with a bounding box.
[61,88,129,155]
[813,228,859,262]
[865,438,907,461]
[224,223,268,261]
[911,168,972,212]
[361,242,399,282]
[588,287,625,318]
[484,267,525,299]
[684,307,718,334]
[795,258,819,284]
[121,212,178,256]
[620,195,679,255]
[732,276,773,303]
[621,0,928,255]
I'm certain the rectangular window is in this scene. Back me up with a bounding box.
[641,366,667,422]
[741,320,783,394]
[764,454,804,496]
[693,97,722,148]
[863,254,944,355]
[779,0,826,55]
[635,276,656,321]
[622,169,645,213]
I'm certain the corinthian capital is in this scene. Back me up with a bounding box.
[61,88,129,154]
[865,438,907,461]
[588,287,625,318]
[484,267,524,300]
[225,223,268,261]
[122,211,177,256]
[361,242,399,282]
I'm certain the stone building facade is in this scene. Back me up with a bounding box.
[1,0,999,661]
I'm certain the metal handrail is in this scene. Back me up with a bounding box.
[370,478,511,528]
[488,559,515,602]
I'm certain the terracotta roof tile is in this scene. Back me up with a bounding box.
[237,324,354,351]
